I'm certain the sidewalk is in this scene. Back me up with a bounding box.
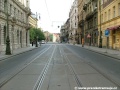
[69,43,120,60]
[0,44,37,60]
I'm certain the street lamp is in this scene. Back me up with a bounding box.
[98,0,102,48]
[5,0,11,55]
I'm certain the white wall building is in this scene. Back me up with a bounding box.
[0,0,31,52]
[69,0,78,44]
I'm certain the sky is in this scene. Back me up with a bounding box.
[30,0,74,33]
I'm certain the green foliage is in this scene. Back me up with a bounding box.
[29,27,45,42]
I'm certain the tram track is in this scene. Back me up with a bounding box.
[59,46,120,90]
[0,45,52,88]
[33,45,56,90]
[60,48,83,89]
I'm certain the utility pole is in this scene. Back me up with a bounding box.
[5,0,11,55]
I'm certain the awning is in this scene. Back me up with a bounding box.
[107,25,120,30]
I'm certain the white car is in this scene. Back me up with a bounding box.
[41,40,45,44]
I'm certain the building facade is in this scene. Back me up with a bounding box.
[98,0,120,49]
[84,0,99,46]
[53,33,60,43]
[60,25,65,43]
[69,0,78,44]
[44,31,50,42]
[78,0,85,45]
[29,15,37,28]
[64,18,69,43]
[0,0,31,52]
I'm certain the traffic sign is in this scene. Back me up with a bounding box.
[87,34,91,38]
[105,30,110,37]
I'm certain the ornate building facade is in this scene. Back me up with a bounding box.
[84,0,98,46]
[0,0,31,52]
[78,0,85,45]
[69,0,78,44]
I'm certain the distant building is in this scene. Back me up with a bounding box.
[60,25,65,43]
[29,15,37,28]
[0,0,31,51]
[53,33,60,42]
[44,31,50,42]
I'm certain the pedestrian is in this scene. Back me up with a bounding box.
[32,41,33,46]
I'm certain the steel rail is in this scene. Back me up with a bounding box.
[59,48,83,89]
[33,45,56,90]
[64,45,120,88]
[0,45,52,88]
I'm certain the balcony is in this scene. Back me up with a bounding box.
[86,12,93,20]
[85,9,98,20]
[78,20,84,28]
[26,23,31,30]
[25,7,31,16]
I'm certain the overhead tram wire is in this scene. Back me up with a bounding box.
[44,0,52,24]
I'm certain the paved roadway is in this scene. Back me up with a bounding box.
[0,43,120,90]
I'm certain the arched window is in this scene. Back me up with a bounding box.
[20,31,22,43]
[4,26,6,44]
[17,30,19,44]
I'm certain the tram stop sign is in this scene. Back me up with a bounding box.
[105,30,110,37]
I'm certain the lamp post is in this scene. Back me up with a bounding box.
[98,0,102,48]
[5,0,11,55]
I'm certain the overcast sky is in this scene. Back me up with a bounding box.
[30,0,74,33]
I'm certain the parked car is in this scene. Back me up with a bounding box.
[41,40,45,44]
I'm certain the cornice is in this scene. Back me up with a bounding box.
[101,16,120,25]
[12,0,31,13]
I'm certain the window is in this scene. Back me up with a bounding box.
[4,0,7,12]
[113,6,115,18]
[113,30,116,43]
[118,3,120,16]
[4,26,6,44]
[101,14,103,23]
[14,8,16,16]
[108,9,110,20]
[105,12,107,21]
[21,13,23,21]
[75,9,76,13]
[75,16,76,20]
[75,22,76,27]
[10,4,12,15]
[94,17,96,26]
[17,30,19,44]
[18,10,19,20]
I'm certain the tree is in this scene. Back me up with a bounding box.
[29,27,45,43]
[30,27,36,43]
